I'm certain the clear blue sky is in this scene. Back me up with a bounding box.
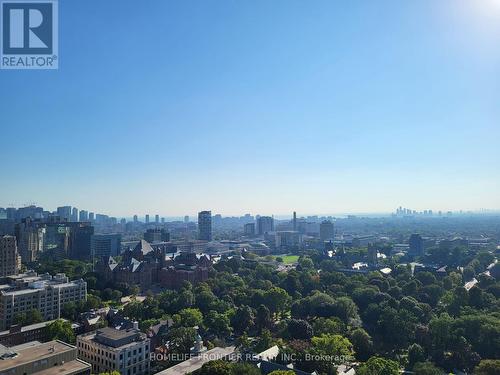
[1,0,499,217]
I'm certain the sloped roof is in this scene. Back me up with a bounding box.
[133,239,154,255]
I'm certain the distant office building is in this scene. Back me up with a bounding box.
[68,222,94,261]
[91,234,122,259]
[319,220,334,241]
[257,216,274,235]
[184,215,189,223]
[17,205,43,220]
[155,214,159,224]
[0,340,91,375]
[244,223,256,236]
[56,206,72,221]
[77,327,150,375]
[161,217,165,224]
[133,215,138,223]
[293,211,297,231]
[409,234,424,257]
[0,235,21,277]
[0,272,87,330]
[71,207,79,222]
[198,211,212,241]
[88,212,95,222]
[79,210,89,221]
[14,218,45,263]
[145,215,150,224]
[144,229,170,243]
[275,231,302,249]
[6,208,17,220]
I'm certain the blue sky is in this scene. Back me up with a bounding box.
[1,0,499,217]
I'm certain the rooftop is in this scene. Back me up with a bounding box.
[33,359,91,375]
[0,340,75,372]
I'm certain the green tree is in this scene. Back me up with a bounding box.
[264,287,291,317]
[14,308,43,326]
[358,356,399,375]
[332,297,359,323]
[231,305,254,334]
[46,319,75,344]
[408,343,426,367]
[350,328,373,361]
[166,327,196,354]
[178,308,203,327]
[254,329,275,353]
[474,359,500,375]
[304,334,354,374]
[313,317,345,336]
[199,360,231,375]
[413,362,443,375]
[230,362,261,375]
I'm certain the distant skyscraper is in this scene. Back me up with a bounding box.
[319,220,334,241]
[56,206,72,221]
[155,214,159,224]
[257,216,274,235]
[244,223,255,236]
[133,215,138,223]
[0,235,21,277]
[161,217,165,224]
[89,212,95,222]
[79,210,89,221]
[72,207,79,222]
[409,234,424,257]
[184,215,189,223]
[145,215,150,224]
[293,211,297,231]
[198,211,212,241]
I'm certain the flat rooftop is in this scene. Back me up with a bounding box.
[0,340,75,371]
[34,359,91,375]
[96,327,138,340]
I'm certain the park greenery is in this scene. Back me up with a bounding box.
[33,244,500,374]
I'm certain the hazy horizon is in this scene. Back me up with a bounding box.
[2,0,499,215]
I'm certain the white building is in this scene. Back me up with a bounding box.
[77,327,150,375]
[0,272,87,330]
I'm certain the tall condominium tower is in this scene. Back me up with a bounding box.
[198,211,212,241]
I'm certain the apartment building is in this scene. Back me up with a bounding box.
[0,272,87,330]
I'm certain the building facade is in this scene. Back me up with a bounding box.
[257,216,274,235]
[91,234,122,259]
[0,236,21,277]
[319,220,334,241]
[0,273,87,330]
[77,327,150,375]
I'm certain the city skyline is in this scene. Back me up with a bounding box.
[1,202,498,221]
[1,0,499,215]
